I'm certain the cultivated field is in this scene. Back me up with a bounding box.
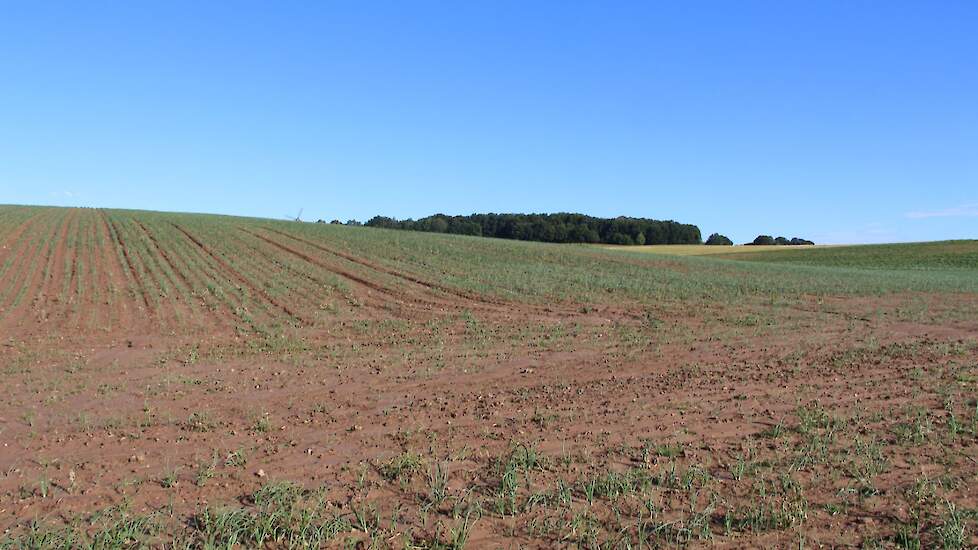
[1,205,977,548]
[718,240,978,270]
[599,244,819,256]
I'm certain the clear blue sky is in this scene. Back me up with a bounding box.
[2,1,976,244]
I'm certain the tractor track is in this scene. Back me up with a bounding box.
[105,215,155,315]
[258,226,506,309]
[134,220,227,329]
[240,228,415,303]
[95,209,139,331]
[170,223,310,325]
[0,212,62,328]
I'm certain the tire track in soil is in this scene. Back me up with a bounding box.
[22,211,69,326]
[105,215,155,317]
[54,209,84,329]
[170,223,309,325]
[260,227,594,322]
[157,223,256,329]
[35,208,78,324]
[68,211,95,330]
[226,231,358,317]
[257,227,505,310]
[240,228,413,304]
[0,212,61,329]
[116,217,188,331]
[95,209,136,332]
[134,220,225,330]
[215,229,331,318]
[239,228,457,320]
[0,213,45,308]
[0,213,40,268]
[62,212,83,329]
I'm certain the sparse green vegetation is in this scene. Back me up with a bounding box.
[0,205,976,547]
[726,240,978,270]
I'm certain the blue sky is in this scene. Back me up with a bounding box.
[1,1,976,244]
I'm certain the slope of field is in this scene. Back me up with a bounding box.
[1,205,977,548]
[720,239,978,270]
[601,243,811,256]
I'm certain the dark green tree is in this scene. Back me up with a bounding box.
[363,212,701,246]
[705,233,733,246]
[366,216,397,229]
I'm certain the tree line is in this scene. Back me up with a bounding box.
[748,235,815,246]
[704,233,815,246]
[318,215,814,247]
[350,213,702,245]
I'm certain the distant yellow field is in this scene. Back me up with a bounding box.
[600,244,824,256]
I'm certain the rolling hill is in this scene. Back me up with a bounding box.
[1,205,977,547]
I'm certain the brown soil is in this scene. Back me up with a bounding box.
[1,208,976,548]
